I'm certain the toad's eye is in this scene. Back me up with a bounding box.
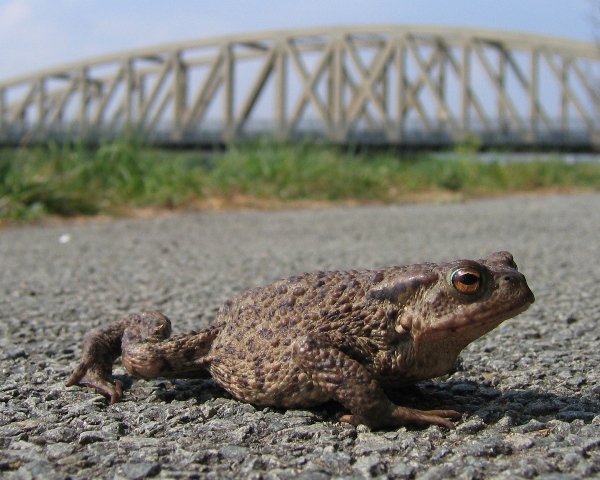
[451,268,482,294]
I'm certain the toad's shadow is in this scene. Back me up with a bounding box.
[385,379,600,426]
[144,375,599,427]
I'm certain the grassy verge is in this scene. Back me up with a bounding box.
[1,140,600,222]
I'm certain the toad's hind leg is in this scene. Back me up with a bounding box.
[291,333,461,430]
[67,311,218,403]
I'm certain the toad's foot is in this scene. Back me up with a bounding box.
[67,363,123,404]
[65,311,171,403]
[340,407,461,430]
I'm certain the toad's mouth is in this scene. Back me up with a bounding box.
[422,290,535,338]
[473,284,535,324]
[491,299,533,324]
[459,294,535,333]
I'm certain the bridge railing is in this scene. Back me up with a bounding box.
[1,25,599,149]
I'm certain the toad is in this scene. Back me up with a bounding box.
[67,251,534,429]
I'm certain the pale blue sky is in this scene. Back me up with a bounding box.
[0,0,597,81]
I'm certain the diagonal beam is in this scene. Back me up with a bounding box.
[47,77,79,125]
[443,42,491,129]
[181,49,226,130]
[325,35,380,131]
[541,50,593,128]
[571,61,600,101]
[344,37,386,107]
[405,37,459,132]
[501,47,553,131]
[345,38,395,125]
[138,57,174,121]
[341,62,378,131]
[402,45,439,106]
[92,66,126,126]
[286,39,335,133]
[147,90,173,133]
[228,45,277,138]
[472,41,526,130]
[12,83,37,122]
[571,61,600,121]
[400,42,445,131]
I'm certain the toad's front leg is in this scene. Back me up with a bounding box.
[291,333,461,430]
[67,311,217,403]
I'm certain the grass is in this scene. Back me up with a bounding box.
[1,139,600,222]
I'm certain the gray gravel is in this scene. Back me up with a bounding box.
[1,194,600,479]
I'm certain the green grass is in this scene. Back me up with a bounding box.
[1,140,600,222]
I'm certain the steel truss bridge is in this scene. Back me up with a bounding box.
[1,25,600,149]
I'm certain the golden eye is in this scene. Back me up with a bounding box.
[451,267,482,294]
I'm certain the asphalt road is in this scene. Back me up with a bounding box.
[1,194,600,479]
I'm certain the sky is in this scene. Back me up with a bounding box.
[0,0,598,82]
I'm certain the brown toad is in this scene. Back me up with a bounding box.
[67,251,534,429]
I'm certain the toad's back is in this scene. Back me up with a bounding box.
[207,266,429,407]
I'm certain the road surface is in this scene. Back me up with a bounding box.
[1,194,600,478]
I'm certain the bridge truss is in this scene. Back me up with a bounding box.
[1,25,600,148]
